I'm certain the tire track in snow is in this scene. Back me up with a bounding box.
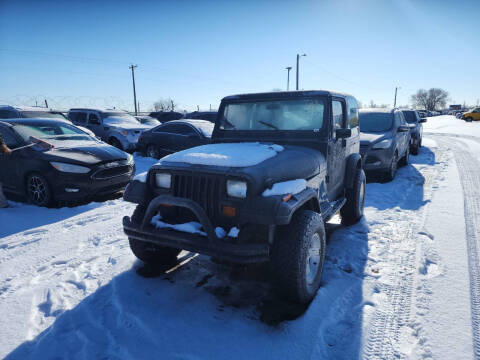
[362,144,446,359]
[447,139,480,359]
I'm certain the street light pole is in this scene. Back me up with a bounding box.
[286,66,292,91]
[296,53,306,90]
[129,64,138,115]
[394,86,401,108]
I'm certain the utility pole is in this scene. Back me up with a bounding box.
[129,64,138,115]
[394,86,401,108]
[296,54,306,90]
[285,66,292,91]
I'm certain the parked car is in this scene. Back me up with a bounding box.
[456,111,465,119]
[0,119,134,206]
[359,108,410,181]
[135,115,160,127]
[0,105,70,122]
[417,110,428,118]
[462,108,480,122]
[401,109,427,155]
[183,111,218,123]
[123,90,365,304]
[148,111,183,123]
[68,108,150,151]
[137,119,214,158]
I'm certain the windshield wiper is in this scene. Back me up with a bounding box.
[258,120,279,130]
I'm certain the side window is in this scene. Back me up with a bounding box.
[332,100,345,137]
[179,125,198,136]
[0,127,19,148]
[0,110,17,119]
[346,97,359,128]
[88,113,101,125]
[71,112,87,124]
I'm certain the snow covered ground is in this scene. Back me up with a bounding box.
[1,116,479,359]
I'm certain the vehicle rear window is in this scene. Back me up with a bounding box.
[220,98,325,131]
[359,112,393,132]
[21,111,66,119]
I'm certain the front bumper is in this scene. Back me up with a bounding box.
[123,194,270,264]
[361,147,393,172]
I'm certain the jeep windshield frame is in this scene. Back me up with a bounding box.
[215,96,328,139]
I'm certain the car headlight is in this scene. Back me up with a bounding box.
[155,173,171,188]
[372,139,392,149]
[50,162,91,173]
[227,180,247,198]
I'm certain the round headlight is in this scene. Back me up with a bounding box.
[155,173,171,188]
[227,180,247,198]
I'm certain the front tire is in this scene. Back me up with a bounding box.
[466,117,473,122]
[384,151,398,182]
[128,205,181,265]
[270,210,326,304]
[26,173,52,207]
[399,145,409,167]
[109,137,124,150]
[341,168,366,225]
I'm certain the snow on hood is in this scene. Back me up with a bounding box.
[103,117,150,130]
[360,132,388,144]
[262,179,307,197]
[159,142,284,167]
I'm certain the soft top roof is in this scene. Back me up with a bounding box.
[222,90,353,102]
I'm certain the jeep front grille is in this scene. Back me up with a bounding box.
[172,174,222,219]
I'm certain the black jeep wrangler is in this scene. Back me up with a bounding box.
[123,90,365,304]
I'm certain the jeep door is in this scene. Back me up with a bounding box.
[327,98,347,199]
[86,111,104,139]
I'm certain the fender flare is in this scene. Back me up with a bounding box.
[345,153,362,189]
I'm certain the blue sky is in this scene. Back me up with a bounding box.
[0,0,478,111]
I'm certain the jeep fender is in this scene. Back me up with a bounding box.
[345,153,362,190]
[275,188,321,225]
[123,179,151,205]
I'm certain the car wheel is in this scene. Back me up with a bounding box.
[340,168,366,225]
[146,144,160,159]
[26,173,52,207]
[400,146,409,166]
[385,152,398,182]
[411,141,419,155]
[270,210,326,304]
[109,137,123,150]
[128,205,181,265]
[466,117,473,122]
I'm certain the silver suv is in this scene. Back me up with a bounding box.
[68,108,150,151]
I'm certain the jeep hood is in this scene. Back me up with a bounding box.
[157,142,326,195]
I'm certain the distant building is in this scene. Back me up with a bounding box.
[449,104,462,110]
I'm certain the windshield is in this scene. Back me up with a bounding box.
[13,123,92,142]
[21,111,67,119]
[219,98,325,131]
[359,112,393,132]
[102,112,139,125]
[402,111,417,124]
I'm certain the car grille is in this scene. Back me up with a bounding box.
[172,174,222,219]
[92,165,133,180]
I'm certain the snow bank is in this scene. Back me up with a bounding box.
[159,142,284,167]
[262,179,307,197]
[151,214,206,236]
[133,171,147,183]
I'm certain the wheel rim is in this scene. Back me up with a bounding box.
[358,180,365,215]
[28,176,47,204]
[306,233,321,285]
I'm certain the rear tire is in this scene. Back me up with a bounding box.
[340,168,366,225]
[270,210,326,304]
[128,205,181,265]
[466,117,473,122]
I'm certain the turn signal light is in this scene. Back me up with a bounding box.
[222,205,236,217]
[282,194,293,202]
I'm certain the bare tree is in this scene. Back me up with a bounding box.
[153,98,178,112]
[410,88,449,111]
[368,100,388,108]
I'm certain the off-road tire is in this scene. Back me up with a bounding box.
[25,173,53,207]
[270,210,326,304]
[399,145,409,167]
[340,168,366,225]
[128,205,181,265]
[109,137,123,150]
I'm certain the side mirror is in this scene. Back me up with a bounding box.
[419,118,427,123]
[398,125,410,132]
[336,128,351,139]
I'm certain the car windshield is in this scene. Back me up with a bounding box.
[102,112,139,125]
[21,111,67,119]
[219,98,325,131]
[359,112,393,132]
[402,111,417,124]
[13,123,92,141]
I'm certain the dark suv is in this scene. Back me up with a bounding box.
[122,90,366,304]
[401,109,426,155]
